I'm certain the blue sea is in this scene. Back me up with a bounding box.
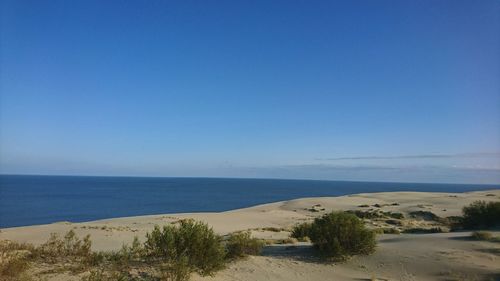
[0,175,497,228]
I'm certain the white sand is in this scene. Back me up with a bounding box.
[1,189,499,280]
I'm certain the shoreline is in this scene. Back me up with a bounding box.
[1,189,498,245]
[3,174,498,229]
[1,189,499,280]
[0,189,497,231]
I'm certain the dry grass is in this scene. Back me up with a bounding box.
[0,240,43,281]
[261,238,298,245]
[226,231,264,258]
[471,231,493,241]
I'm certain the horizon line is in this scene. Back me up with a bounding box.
[1,173,499,186]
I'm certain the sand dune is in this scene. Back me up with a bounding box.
[1,189,499,280]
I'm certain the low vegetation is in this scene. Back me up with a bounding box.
[470,230,500,243]
[225,231,264,259]
[309,212,376,259]
[403,227,444,234]
[373,227,401,235]
[0,242,32,281]
[144,219,226,276]
[7,199,500,280]
[292,212,376,260]
[260,227,284,232]
[0,219,266,281]
[346,210,404,220]
[461,201,500,229]
[471,231,493,241]
[261,238,298,245]
[290,222,312,241]
[408,210,440,222]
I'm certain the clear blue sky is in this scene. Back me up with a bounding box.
[1,0,499,184]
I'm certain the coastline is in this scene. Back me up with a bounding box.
[2,174,497,229]
[1,189,499,247]
[1,189,499,281]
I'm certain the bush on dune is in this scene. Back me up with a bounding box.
[35,230,93,264]
[144,219,226,276]
[308,212,376,260]
[290,222,312,241]
[158,255,192,281]
[471,231,493,241]
[1,219,265,281]
[0,248,31,281]
[403,227,444,234]
[225,231,264,259]
[0,231,97,280]
[462,201,500,229]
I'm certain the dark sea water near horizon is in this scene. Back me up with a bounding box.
[0,175,498,228]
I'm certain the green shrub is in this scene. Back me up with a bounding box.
[261,238,299,245]
[380,228,400,234]
[35,230,92,265]
[290,222,312,240]
[471,231,493,241]
[462,201,500,229]
[346,210,383,219]
[403,227,443,234]
[225,231,263,259]
[408,211,440,221]
[385,219,402,226]
[159,256,191,281]
[261,227,283,232]
[144,219,226,276]
[384,212,404,219]
[106,236,144,269]
[308,212,376,259]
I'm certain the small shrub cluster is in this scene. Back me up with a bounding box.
[1,211,384,280]
[384,212,404,219]
[159,256,191,281]
[144,219,226,276]
[0,242,32,281]
[444,216,464,231]
[403,227,443,234]
[346,210,384,219]
[471,231,493,241]
[291,213,378,259]
[462,201,500,229]
[263,238,298,245]
[290,222,312,241]
[36,230,93,266]
[100,236,144,270]
[385,219,403,226]
[408,211,440,221]
[374,228,400,235]
[308,212,376,259]
[260,227,283,232]
[346,210,404,220]
[0,231,97,280]
[225,231,264,259]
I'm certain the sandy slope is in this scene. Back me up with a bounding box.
[1,189,499,280]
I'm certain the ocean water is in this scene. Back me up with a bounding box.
[0,175,497,228]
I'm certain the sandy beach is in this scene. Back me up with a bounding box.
[1,189,499,281]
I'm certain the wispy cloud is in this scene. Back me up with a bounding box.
[316,152,500,161]
[239,163,500,184]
